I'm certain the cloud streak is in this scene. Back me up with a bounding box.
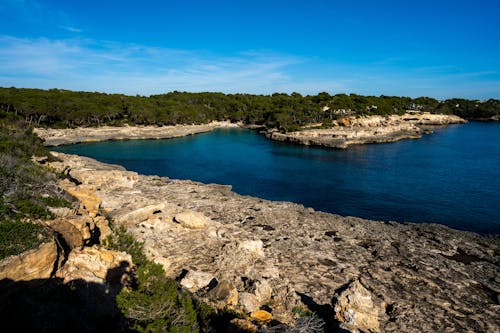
[0,35,498,99]
[0,35,313,95]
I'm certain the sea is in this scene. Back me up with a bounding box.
[53,121,500,234]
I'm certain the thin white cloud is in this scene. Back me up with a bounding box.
[58,25,83,33]
[0,35,498,99]
[0,35,312,95]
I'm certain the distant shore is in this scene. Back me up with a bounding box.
[35,113,466,149]
[266,113,466,149]
[34,121,240,146]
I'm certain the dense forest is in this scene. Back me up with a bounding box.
[1,87,499,132]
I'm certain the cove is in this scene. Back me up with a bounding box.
[53,121,500,234]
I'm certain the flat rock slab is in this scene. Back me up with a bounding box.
[46,152,499,332]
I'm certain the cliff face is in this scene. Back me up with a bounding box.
[267,113,466,149]
[44,152,499,332]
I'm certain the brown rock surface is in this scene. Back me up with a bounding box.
[44,152,500,332]
[0,241,58,281]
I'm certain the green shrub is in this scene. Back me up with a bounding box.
[117,261,199,333]
[0,220,50,260]
[105,225,147,266]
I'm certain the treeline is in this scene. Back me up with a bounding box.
[1,87,499,132]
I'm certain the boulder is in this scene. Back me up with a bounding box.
[180,270,215,292]
[46,216,95,249]
[174,210,210,229]
[334,280,381,333]
[238,292,260,313]
[0,241,58,281]
[207,280,238,307]
[250,309,272,322]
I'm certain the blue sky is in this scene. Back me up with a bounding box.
[0,0,499,99]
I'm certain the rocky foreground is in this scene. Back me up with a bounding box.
[34,121,239,146]
[266,113,466,149]
[8,152,495,332]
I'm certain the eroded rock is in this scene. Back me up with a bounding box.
[334,279,382,333]
[174,210,211,229]
[39,153,500,332]
[56,246,132,285]
[180,270,215,292]
[208,281,239,308]
[0,241,58,281]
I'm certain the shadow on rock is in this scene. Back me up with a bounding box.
[0,265,131,333]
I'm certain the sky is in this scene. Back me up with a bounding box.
[0,0,499,99]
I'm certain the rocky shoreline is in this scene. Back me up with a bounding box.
[35,113,466,150]
[22,152,496,332]
[34,121,240,146]
[266,113,466,149]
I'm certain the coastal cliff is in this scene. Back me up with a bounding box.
[37,152,498,332]
[266,113,466,149]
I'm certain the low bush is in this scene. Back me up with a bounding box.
[0,220,50,260]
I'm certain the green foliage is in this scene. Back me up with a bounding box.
[116,261,199,333]
[0,220,50,259]
[1,87,497,136]
[106,225,228,332]
[0,114,71,258]
[105,225,148,266]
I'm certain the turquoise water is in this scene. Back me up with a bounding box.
[54,122,500,234]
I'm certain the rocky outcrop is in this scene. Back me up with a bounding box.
[0,240,58,281]
[334,279,383,333]
[267,113,466,149]
[56,246,132,285]
[44,152,500,332]
[34,121,239,146]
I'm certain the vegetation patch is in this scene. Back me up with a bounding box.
[106,225,222,332]
[0,220,50,260]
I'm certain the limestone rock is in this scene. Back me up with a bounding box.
[35,122,239,146]
[65,186,101,217]
[228,318,258,333]
[208,281,238,307]
[174,210,210,229]
[46,216,95,249]
[0,241,58,281]
[239,240,264,256]
[250,309,272,322]
[238,292,260,313]
[266,113,466,149]
[93,215,113,242]
[39,152,500,332]
[334,280,381,333]
[56,246,133,285]
[180,270,215,292]
[254,279,272,303]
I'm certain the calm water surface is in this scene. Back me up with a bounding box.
[54,122,500,234]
